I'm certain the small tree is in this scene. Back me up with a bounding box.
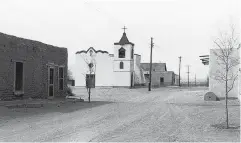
[80,50,96,103]
[212,25,240,128]
[67,69,74,81]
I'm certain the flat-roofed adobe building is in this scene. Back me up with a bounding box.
[0,32,68,100]
[141,63,177,87]
[200,48,240,99]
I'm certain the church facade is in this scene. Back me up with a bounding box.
[73,31,146,87]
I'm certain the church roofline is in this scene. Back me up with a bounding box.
[76,47,109,54]
[114,42,134,46]
[114,32,134,46]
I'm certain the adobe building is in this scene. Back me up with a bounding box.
[140,63,177,87]
[209,48,240,99]
[0,32,68,100]
[200,48,240,99]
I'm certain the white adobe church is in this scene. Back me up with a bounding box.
[73,28,146,87]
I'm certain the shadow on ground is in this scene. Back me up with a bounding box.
[219,97,238,100]
[54,101,114,113]
[168,102,240,107]
[0,101,114,120]
[211,123,240,130]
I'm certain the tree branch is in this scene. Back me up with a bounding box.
[227,74,238,93]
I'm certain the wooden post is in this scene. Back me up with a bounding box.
[178,56,182,86]
[148,37,153,91]
[186,65,190,87]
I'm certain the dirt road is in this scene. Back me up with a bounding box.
[0,87,239,142]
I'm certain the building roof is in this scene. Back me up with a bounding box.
[134,54,141,56]
[199,55,209,65]
[114,32,134,46]
[140,63,167,72]
[0,32,66,50]
[76,47,109,54]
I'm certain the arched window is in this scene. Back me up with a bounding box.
[119,47,125,58]
[120,62,124,69]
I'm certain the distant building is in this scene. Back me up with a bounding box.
[0,32,68,100]
[140,63,177,87]
[174,74,179,85]
[74,29,145,87]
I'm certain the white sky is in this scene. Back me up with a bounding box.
[0,0,240,81]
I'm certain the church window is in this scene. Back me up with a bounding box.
[119,47,125,58]
[120,62,124,69]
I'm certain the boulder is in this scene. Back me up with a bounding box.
[204,92,220,101]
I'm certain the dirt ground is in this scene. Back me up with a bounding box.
[0,87,240,142]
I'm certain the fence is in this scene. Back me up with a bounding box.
[180,81,209,87]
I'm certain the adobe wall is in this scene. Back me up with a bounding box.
[0,33,68,100]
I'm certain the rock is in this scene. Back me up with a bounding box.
[204,92,220,101]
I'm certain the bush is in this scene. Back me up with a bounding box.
[66,86,75,96]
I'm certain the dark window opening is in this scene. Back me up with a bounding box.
[49,86,54,97]
[119,47,125,58]
[59,67,64,90]
[120,62,124,69]
[160,77,164,83]
[49,68,54,97]
[50,68,54,84]
[15,62,23,91]
[144,74,149,80]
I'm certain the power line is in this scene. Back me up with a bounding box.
[195,74,196,86]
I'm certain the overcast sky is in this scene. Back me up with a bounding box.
[0,0,240,81]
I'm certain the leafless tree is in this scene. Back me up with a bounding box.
[80,51,96,103]
[212,24,240,128]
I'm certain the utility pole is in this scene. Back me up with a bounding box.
[186,65,190,87]
[195,74,196,86]
[178,56,182,86]
[148,37,154,91]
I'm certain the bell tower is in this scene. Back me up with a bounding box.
[113,26,135,87]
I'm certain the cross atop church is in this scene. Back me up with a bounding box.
[122,26,127,33]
